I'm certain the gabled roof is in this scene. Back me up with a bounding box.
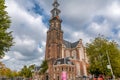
[54,57,74,65]
[63,40,79,48]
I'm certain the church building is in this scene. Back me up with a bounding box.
[44,0,88,80]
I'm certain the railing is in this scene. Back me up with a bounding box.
[0,77,31,80]
[76,76,90,80]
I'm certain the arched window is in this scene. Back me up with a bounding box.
[51,22,54,26]
[57,75,59,80]
[72,50,76,59]
[56,22,59,28]
[62,67,63,71]
[65,50,70,57]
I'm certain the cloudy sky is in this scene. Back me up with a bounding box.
[1,0,120,71]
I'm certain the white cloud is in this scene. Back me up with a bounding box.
[118,32,120,38]
[1,55,10,61]
[106,2,120,18]
[13,36,36,54]
[87,20,113,36]
[2,0,47,70]
[96,1,120,24]
[2,0,120,71]
[72,31,91,44]
[13,51,26,60]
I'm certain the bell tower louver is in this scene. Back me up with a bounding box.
[51,0,61,18]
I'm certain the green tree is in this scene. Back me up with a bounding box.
[0,0,13,58]
[29,64,35,71]
[86,36,120,77]
[0,62,12,77]
[0,62,19,78]
[39,60,48,74]
[19,65,32,78]
[11,71,19,77]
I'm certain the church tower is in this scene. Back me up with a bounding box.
[45,0,63,64]
[43,0,88,80]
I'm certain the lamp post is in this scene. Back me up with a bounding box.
[0,65,1,79]
[106,50,115,79]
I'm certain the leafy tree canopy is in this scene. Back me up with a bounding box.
[0,62,18,78]
[39,60,48,74]
[0,0,13,58]
[86,36,120,77]
[19,65,32,78]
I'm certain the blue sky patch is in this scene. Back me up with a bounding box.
[93,15,105,24]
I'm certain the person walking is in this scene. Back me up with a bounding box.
[98,75,104,80]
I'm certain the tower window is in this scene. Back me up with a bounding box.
[69,67,71,71]
[72,68,74,71]
[66,67,68,71]
[62,67,63,71]
[57,76,59,80]
[51,22,54,28]
[57,67,59,71]
[55,67,56,71]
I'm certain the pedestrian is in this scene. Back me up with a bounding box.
[98,75,104,80]
[93,77,97,80]
[93,75,98,80]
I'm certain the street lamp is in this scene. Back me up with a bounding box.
[106,50,115,79]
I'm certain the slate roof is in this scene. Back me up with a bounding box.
[54,57,74,65]
[34,66,41,71]
[63,40,79,48]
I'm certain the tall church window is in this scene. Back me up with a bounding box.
[72,67,74,71]
[69,67,71,71]
[57,76,59,80]
[80,48,85,60]
[72,50,76,59]
[70,74,72,79]
[55,67,56,71]
[57,32,60,39]
[48,49,50,58]
[66,67,68,71]
[76,63,80,76]
[65,50,70,57]
[54,74,56,79]
[83,63,87,76]
[62,67,63,71]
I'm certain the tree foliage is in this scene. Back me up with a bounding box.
[0,62,18,78]
[39,60,48,74]
[0,0,13,58]
[86,36,120,77]
[19,65,32,78]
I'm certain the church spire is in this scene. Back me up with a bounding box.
[51,0,61,18]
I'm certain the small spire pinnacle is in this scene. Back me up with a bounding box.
[51,0,61,18]
[53,0,59,8]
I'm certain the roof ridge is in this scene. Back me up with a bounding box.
[63,39,80,48]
